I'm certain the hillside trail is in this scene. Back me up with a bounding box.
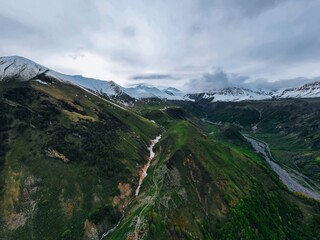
[243,134,320,200]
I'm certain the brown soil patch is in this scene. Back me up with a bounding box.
[65,199,74,217]
[46,149,69,162]
[3,174,37,230]
[83,219,99,240]
[112,182,132,211]
[118,182,132,198]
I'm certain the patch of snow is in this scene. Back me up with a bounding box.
[34,79,48,85]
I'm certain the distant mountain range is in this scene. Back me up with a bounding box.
[187,82,320,102]
[1,56,320,102]
[0,56,187,102]
[186,87,276,102]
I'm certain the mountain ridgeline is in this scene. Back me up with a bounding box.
[0,56,320,239]
[0,56,186,102]
[1,56,320,103]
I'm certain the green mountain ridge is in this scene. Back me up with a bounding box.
[0,79,159,239]
[200,99,320,186]
[0,80,319,239]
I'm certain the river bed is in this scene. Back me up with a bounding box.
[243,134,320,200]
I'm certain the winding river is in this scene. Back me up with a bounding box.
[243,134,320,200]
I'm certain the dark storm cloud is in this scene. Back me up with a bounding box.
[188,69,250,92]
[188,69,319,92]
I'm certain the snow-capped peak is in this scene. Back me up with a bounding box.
[0,56,48,81]
[0,56,186,101]
[187,87,274,102]
[125,84,177,99]
[278,81,320,98]
[3,56,320,103]
[0,56,127,98]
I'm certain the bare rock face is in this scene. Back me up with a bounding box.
[112,182,132,211]
[83,220,99,240]
[45,149,69,163]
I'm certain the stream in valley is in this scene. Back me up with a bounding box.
[100,135,161,239]
[243,134,320,200]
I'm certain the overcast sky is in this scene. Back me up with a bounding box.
[1,0,320,91]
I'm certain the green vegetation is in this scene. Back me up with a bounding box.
[201,99,320,185]
[1,81,320,239]
[107,106,320,239]
[218,185,317,240]
[0,80,159,239]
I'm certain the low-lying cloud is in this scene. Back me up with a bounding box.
[187,68,318,92]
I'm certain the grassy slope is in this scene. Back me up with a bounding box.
[107,106,320,239]
[203,99,320,185]
[0,80,160,239]
[1,85,320,240]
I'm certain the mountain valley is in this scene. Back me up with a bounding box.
[0,57,320,240]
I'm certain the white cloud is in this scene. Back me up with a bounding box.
[1,0,320,90]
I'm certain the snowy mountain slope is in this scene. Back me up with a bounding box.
[0,56,185,100]
[187,87,275,102]
[0,56,128,98]
[187,82,320,102]
[0,56,48,81]
[2,56,320,102]
[47,71,125,96]
[125,84,166,98]
[124,84,187,100]
[163,87,185,98]
[278,81,320,98]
